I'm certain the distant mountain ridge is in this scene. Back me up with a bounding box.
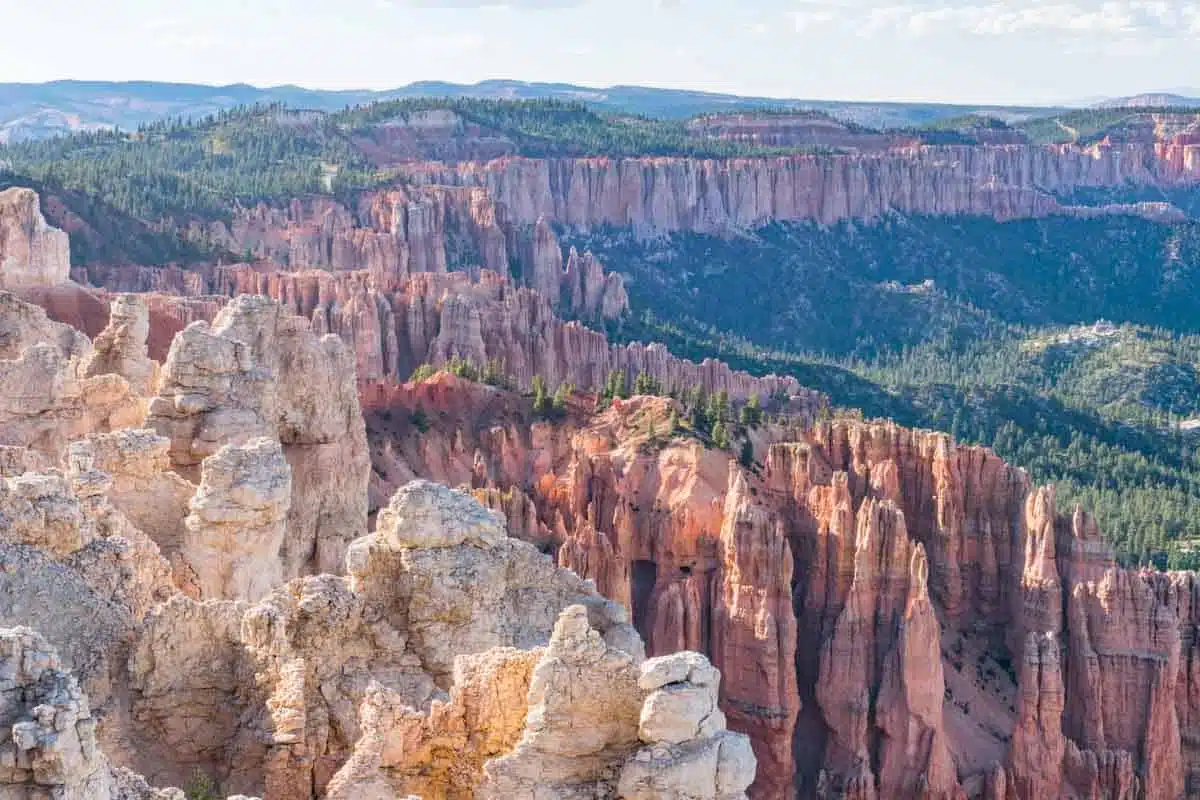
[0,78,1067,142]
[1093,92,1200,109]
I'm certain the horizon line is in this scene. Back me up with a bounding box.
[0,76,1139,110]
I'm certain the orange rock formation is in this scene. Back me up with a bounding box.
[365,379,1200,799]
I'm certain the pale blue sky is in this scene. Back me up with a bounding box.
[4,0,1199,104]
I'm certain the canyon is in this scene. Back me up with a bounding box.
[363,372,1200,799]
[0,280,756,800]
[400,138,1200,233]
[3,109,1200,799]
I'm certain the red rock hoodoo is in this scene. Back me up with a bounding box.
[364,384,1200,799]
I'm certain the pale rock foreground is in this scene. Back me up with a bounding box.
[0,282,756,797]
[0,478,754,800]
[619,653,757,800]
[182,437,291,601]
[84,293,159,395]
[0,626,183,800]
[0,187,70,290]
[0,292,142,459]
[146,293,370,579]
[0,473,755,799]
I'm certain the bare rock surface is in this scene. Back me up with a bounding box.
[619,651,757,800]
[0,187,70,290]
[0,292,143,460]
[182,437,291,601]
[146,293,370,578]
[84,294,159,395]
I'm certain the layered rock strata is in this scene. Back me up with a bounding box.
[403,140,1200,233]
[364,378,1200,799]
[181,186,628,321]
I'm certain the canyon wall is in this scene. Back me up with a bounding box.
[85,264,813,406]
[365,378,1200,799]
[178,186,628,322]
[401,140,1200,233]
[7,184,1200,798]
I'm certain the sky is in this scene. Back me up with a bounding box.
[2,0,1199,105]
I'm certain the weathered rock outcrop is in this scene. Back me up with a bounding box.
[0,187,70,289]
[0,454,175,707]
[362,382,1200,799]
[66,429,196,587]
[0,292,143,460]
[125,481,727,800]
[403,140,1200,233]
[478,604,644,798]
[182,438,291,601]
[84,294,159,394]
[184,186,627,322]
[145,293,370,578]
[0,627,134,799]
[618,651,757,800]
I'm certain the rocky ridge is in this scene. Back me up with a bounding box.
[364,374,1200,798]
[0,283,755,799]
[174,186,629,323]
[402,141,1200,233]
[75,264,810,405]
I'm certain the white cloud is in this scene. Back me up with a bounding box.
[790,9,835,31]
[411,31,488,51]
[794,0,1200,42]
[380,0,586,7]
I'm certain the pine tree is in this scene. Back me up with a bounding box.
[740,393,762,427]
[712,421,730,450]
[532,375,550,416]
[739,438,754,468]
[553,382,573,413]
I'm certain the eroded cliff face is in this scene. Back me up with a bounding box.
[175,186,628,323]
[101,264,807,406]
[402,140,1200,233]
[0,286,757,800]
[0,186,71,289]
[145,293,370,578]
[5,184,1200,797]
[364,378,1200,799]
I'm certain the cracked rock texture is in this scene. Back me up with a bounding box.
[182,437,291,601]
[0,187,71,290]
[145,293,370,579]
[0,292,142,460]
